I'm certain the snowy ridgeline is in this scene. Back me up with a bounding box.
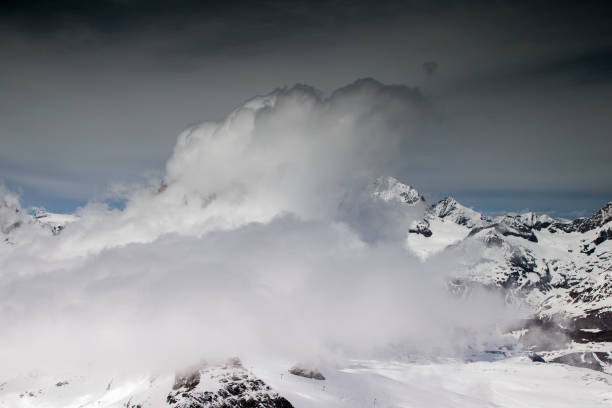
[1,178,611,348]
[401,182,612,329]
[1,177,611,407]
[4,176,610,331]
[1,356,611,408]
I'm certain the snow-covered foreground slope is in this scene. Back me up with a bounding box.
[1,357,611,408]
[258,357,612,408]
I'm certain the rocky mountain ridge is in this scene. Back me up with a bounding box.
[378,178,612,361]
[0,178,611,407]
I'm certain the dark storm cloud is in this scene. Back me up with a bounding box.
[5,1,607,56]
[447,46,612,94]
[0,0,403,45]
[1,0,612,214]
[524,47,612,86]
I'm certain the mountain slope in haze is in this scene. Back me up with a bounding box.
[1,178,611,407]
[3,176,610,341]
[397,181,612,357]
[2,77,611,407]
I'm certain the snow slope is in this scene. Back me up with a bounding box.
[403,190,612,323]
[2,357,610,408]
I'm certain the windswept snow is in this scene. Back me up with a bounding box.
[2,358,610,408]
[406,217,471,260]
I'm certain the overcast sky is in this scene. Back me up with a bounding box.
[1,0,611,216]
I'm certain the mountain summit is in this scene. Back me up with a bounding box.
[369,176,424,205]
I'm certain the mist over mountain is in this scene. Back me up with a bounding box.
[3,1,612,405]
[0,80,519,373]
[3,1,612,216]
[1,78,611,407]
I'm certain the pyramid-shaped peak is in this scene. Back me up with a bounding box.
[370,176,424,205]
[588,201,612,227]
[431,196,489,227]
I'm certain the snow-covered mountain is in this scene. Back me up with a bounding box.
[0,187,28,241]
[0,205,77,244]
[368,176,425,205]
[3,355,611,408]
[167,358,293,408]
[395,181,612,359]
[3,177,610,345]
[31,209,78,234]
[1,177,611,407]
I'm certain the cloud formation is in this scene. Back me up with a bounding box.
[0,80,520,376]
[2,1,612,215]
[9,79,426,258]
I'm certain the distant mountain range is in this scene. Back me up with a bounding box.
[1,177,611,407]
[366,176,611,369]
[3,176,611,346]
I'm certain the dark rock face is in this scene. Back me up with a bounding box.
[554,202,612,233]
[468,221,540,243]
[399,191,425,205]
[467,225,492,237]
[566,310,612,343]
[168,359,294,408]
[594,229,612,246]
[483,233,503,248]
[567,276,612,313]
[409,220,432,237]
[172,364,203,392]
[590,202,612,227]
[551,352,611,372]
[514,315,612,372]
[434,198,461,220]
[500,229,538,243]
[288,367,325,380]
[494,248,544,290]
[529,353,546,363]
[580,228,612,255]
[469,202,610,245]
[532,221,552,231]
[432,197,490,227]
[573,310,612,331]
[497,215,539,242]
[570,329,612,343]
[509,249,536,273]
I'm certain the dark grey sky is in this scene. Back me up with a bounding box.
[1,0,611,216]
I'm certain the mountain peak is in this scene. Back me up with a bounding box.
[555,201,612,233]
[592,201,612,226]
[370,176,424,205]
[430,196,488,227]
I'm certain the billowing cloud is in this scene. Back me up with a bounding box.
[0,80,521,377]
[1,217,517,375]
[9,79,428,258]
[2,1,612,216]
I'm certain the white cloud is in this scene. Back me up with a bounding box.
[0,80,520,376]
